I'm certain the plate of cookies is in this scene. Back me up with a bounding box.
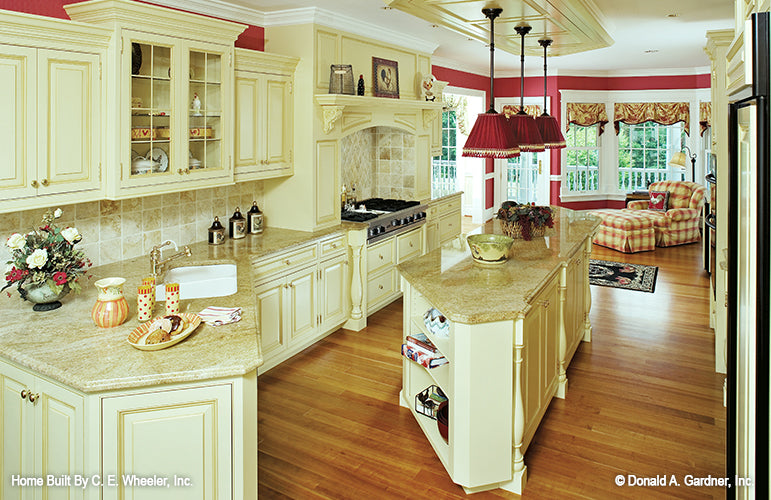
[127,313,202,351]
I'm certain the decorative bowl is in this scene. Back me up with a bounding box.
[466,234,514,267]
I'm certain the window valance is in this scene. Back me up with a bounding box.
[699,102,711,136]
[502,104,541,119]
[565,103,609,135]
[613,102,690,135]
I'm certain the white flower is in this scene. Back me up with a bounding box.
[54,208,63,218]
[61,227,80,244]
[6,233,25,250]
[26,248,48,269]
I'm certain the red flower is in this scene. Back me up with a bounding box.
[53,271,68,285]
[6,267,26,283]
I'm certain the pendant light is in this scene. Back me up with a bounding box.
[535,39,566,149]
[508,25,545,152]
[462,8,519,159]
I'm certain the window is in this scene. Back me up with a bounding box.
[564,124,600,193]
[431,109,458,197]
[505,154,540,203]
[617,121,684,191]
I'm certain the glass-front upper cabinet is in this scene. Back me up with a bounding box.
[123,32,231,186]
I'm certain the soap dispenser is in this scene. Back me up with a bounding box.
[247,201,264,234]
[229,207,246,239]
[208,216,225,245]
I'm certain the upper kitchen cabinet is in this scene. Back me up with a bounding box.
[0,12,110,214]
[66,0,246,199]
[234,49,298,181]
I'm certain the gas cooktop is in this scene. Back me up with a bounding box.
[341,198,427,243]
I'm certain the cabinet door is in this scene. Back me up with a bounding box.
[33,378,84,500]
[425,221,439,253]
[0,362,35,500]
[264,74,292,172]
[234,74,260,172]
[101,384,232,500]
[255,277,287,359]
[319,254,348,331]
[0,44,36,200]
[287,266,317,343]
[37,49,101,197]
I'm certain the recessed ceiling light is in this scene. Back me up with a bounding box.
[667,13,680,18]
[382,6,393,10]
[644,49,659,54]
[431,24,439,28]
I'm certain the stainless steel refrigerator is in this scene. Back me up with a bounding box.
[728,11,770,499]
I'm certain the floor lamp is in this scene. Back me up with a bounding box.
[668,146,697,181]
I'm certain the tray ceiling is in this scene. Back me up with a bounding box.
[384,0,613,58]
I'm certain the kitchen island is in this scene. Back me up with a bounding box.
[396,207,600,494]
[0,224,355,500]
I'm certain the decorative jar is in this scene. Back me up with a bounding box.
[91,277,129,328]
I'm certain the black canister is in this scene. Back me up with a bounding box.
[229,207,246,239]
[208,216,226,245]
[357,75,365,96]
[247,201,264,234]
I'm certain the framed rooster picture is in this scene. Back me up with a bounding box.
[372,57,399,98]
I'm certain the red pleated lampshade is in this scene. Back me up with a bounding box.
[462,111,520,158]
[509,112,545,152]
[535,113,566,149]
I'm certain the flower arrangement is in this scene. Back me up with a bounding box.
[3,208,91,300]
[496,201,554,240]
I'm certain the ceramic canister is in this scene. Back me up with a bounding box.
[165,283,180,315]
[91,277,130,328]
[137,284,154,322]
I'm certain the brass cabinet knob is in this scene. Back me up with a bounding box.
[20,389,29,400]
[378,284,384,290]
[378,254,384,260]
[284,259,290,265]
[409,242,414,247]
[31,180,39,188]
[28,392,39,403]
[41,178,49,186]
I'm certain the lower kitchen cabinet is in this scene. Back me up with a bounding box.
[365,226,425,316]
[1,357,257,500]
[255,234,349,373]
[1,359,85,500]
[425,193,462,252]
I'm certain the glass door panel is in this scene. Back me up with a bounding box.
[130,42,172,177]
[188,50,222,172]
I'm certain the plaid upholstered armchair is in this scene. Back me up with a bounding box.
[624,180,707,247]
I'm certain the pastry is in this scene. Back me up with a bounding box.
[164,314,186,335]
[146,329,171,344]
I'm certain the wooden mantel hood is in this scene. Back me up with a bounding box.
[315,94,443,134]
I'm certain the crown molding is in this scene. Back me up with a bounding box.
[552,67,711,78]
[430,56,489,77]
[142,0,265,27]
[264,7,439,55]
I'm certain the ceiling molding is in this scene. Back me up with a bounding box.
[430,56,489,77]
[263,7,439,55]
[553,67,712,78]
[142,0,265,26]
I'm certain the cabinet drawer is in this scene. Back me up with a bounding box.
[367,238,395,274]
[426,204,440,220]
[441,196,461,214]
[439,211,461,242]
[253,244,317,280]
[397,228,422,263]
[367,268,397,308]
[320,234,346,258]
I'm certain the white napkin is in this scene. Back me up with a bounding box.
[198,306,242,326]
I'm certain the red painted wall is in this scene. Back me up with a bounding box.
[0,0,265,50]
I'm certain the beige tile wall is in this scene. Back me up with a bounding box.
[340,126,417,202]
[1,181,264,268]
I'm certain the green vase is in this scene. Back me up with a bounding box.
[20,283,70,312]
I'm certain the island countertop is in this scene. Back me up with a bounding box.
[0,224,356,393]
[396,207,600,324]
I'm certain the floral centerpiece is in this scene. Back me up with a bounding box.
[3,208,91,309]
[495,201,554,241]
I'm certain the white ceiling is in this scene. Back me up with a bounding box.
[151,0,735,76]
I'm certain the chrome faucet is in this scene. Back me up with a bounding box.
[150,240,192,278]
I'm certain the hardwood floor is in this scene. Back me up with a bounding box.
[257,242,726,499]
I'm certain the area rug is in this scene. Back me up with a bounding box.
[589,259,658,293]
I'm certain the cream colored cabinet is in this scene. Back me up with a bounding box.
[0,36,105,213]
[1,358,85,500]
[430,110,442,157]
[255,234,350,373]
[425,193,462,252]
[366,226,425,315]
[101,383,233,500]
[234,49,297,181]
[66,0,246,199]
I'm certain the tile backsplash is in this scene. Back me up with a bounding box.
[341,126,417,201]
[0,181,264,268]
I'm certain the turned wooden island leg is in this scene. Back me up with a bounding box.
[557,264,568,398]
[583,238,593,341]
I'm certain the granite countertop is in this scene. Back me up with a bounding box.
[397,207,600,324]
[426,191,463,203]
[0,224,352,393]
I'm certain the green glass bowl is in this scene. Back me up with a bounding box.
[466,234,515,267]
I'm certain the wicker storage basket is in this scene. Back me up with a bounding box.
[501,219,547,240]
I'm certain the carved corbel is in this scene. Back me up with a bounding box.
[422,108,440,129]
[322,105,345,134]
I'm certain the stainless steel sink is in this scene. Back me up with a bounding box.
[156,264,237,300]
